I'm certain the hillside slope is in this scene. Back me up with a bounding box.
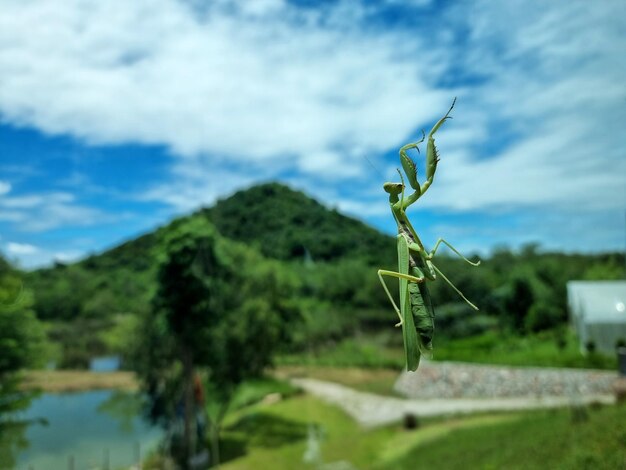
[26,182,394,321]
[204,182,393,263]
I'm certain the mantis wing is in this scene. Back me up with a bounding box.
[410,281,435,356]
[398,235,421,371]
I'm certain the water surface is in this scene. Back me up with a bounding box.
[11,390,162,469]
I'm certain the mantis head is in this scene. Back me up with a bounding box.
[383,182,403,195]
[383,182,403,204]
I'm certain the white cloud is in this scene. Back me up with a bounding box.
[0,0,450,172]
[2,243,85,269]
[6,242,38,255]
[336,198,389,218]
[0,192,73,209]
[3,0,622,210]
[1,0,625,252]
[0,181,11,195]
[139,156,259,211]
[53,251,83,263]
[407,0,626,215]
[0,190,113,232]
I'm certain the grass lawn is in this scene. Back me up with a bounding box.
[279,329,617,372]
[273,365,400,396]
[433,330,618,370]
[219,394,626,470]
[277,336,406,370]
[383,403,626,469]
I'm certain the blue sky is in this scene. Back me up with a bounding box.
[1,0,625,268]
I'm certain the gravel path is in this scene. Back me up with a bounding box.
[291,362,618,428]
[394,360,618,398]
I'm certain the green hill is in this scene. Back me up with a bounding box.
[21,182,625,369]
[26,182,394,322]
[204,182,393,262]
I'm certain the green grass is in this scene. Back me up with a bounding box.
[279,329,617,371]
[434,330,617,370]
[230,376,302,410]
[382,404,626,470]
[220,394,510,469]
[218,393,626,469]
[273,365,401,396]
[277,336,405,369]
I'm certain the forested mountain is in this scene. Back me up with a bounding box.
[20,182,625,368]
[203,183,393,263]
[25,182,625,325]
[25,182,394,321]
[63,182,393,275]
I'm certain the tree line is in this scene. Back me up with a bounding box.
[18,183,626,365]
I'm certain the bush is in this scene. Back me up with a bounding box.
[525,301,562,332]
[436,302,497,339]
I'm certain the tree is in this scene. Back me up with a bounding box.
[502,273,535,332]
[133,219,295,468]
[0,256,46,467]
[0,256,46,398]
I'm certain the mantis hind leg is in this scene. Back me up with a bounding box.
[430,263,479,311]
[378,268,425,372]
[429,238,481,267]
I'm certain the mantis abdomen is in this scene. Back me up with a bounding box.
[408,279,434,354]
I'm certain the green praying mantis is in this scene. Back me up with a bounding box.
[377,98,481,371]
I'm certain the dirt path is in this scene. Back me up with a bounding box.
[21,370,138,392]
[291,374,615,428]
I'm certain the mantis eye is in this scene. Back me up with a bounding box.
[383,182,404,195]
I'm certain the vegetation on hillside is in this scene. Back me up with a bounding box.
[204,183,394,263]
[25,182,393,320]
[0,256,47,468]
[15,182,625,370]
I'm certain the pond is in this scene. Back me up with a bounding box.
[5,390,163,470]
[89,356,122,372]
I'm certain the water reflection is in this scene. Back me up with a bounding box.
[0,419,34,470]
[89,356,121,372]
[7,390,161,469]
[0,376,44,470]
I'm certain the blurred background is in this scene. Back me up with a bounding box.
[1,0,625,468]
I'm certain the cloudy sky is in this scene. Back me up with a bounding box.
[1,0,625,268]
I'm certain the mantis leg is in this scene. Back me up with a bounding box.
[428,238,481,266]
[398,129,426,156]
[378,234,423,371]
[430,262,479,311]
[420,98,456,196]
[425,237,479,309]
[377,269,425,325]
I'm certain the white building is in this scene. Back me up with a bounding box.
[567,281,626,354]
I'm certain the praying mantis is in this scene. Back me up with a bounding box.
[377,99,480,371]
